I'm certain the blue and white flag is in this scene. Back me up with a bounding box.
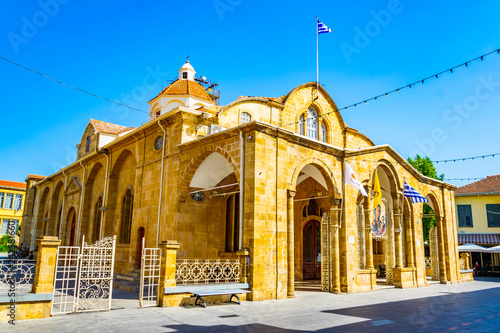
[317,19,332,34]
[404,181,429,204]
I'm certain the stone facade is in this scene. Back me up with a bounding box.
[21,63,462,303]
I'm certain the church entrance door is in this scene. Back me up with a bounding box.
[303,220,321,280]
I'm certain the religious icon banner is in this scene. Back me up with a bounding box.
[371,171,387,237]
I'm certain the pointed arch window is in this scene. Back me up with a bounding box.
[225,193,240,252]
[299,115,304,135]
[306,108,319,140]
[86,136,91,152]
[93,197,103,242]
[120,189,133,244]
[321,122,327,143]
[241,112,251,124]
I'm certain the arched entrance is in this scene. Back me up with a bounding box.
[303,220,321,280]
[67,208,77,246]
[136,227,145,269]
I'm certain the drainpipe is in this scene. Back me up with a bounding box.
[76,161,86,246]
[157,120,167,247]
[101,150,110,240]
[275,127,279,299]
[58,170,68,239]
[239,130,245,250]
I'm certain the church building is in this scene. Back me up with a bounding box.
[21,61,462,300]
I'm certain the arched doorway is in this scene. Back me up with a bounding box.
[136,227,145,269]
[303,220,321,280]
[67,208,77,246]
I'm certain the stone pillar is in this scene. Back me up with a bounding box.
[331,199,341,294]
[393,195,403,269]
[436,217,447,283]
[405,209,415,268]
[302,112,307,134]
[158,240,180,307]
[236,249,250,284]
[31,236,61,294]
[460,253,470,270]
[318,118,323,142]
[364,190,374,269]
[287,190,296,298]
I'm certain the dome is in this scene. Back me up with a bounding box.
[180,61,195,72]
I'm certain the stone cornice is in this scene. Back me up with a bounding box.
[345,145,457,190]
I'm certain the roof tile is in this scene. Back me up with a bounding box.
[155,80,214,103]
[455,174,500,194]
[90,119,135,135]
[0,180,25,189]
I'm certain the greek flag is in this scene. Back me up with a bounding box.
[404,181,428,204]
[317,19,332,34]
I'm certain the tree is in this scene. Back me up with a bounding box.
[0,235,14,253]
[407,154,445,243]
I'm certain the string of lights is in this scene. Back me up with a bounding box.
[433,152,498,164]
[0,56,149,114]
[284,47,500,128]
[444,178,484,181]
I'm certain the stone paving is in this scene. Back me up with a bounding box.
[2,278,500,332]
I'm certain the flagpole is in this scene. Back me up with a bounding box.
[316,16,319,93]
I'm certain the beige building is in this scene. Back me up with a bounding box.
[456,175,500,265]
[21,61,463,300]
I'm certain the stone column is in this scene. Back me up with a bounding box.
[318,118,323,142]
[158,240,180,307]
[331,199,341,294]
[364,189,374,269]
[236,249,250,284]
[393,195,403,269]
[436,217,447,283]
[460,253,470,270]
[302,112,308,134]
[405,209,415,268]
[31,236,61,294]
[287,190,296,298]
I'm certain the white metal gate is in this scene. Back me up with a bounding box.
[51,236,116,315]
[52,246,80,315]
[139,238,160,308]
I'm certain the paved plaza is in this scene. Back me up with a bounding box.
[2,278,499,332]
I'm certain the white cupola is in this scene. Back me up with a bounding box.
[179,60,196,81]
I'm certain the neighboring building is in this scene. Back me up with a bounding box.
[456,175,500,265]
[0,179,26,244]
[21,61,461,300]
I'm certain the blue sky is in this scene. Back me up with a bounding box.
[1,0,499,187]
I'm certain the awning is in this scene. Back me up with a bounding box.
[457,233,500,245]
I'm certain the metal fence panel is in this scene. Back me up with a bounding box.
[139,238,160,308]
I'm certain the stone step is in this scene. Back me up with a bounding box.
[113,280,140,293]
[125,271,140,278]
[115,274,140,282]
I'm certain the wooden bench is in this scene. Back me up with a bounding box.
[189,289,250,308]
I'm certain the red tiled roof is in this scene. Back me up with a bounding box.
[28,174,46,180]
[90,119,135,135]
[155,80,214,103]
[458,233,500,245]
[0,180,25,189]
[455,175,500,194]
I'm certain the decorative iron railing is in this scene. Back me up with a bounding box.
[0,259,36,293]
[175,259,242,285]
